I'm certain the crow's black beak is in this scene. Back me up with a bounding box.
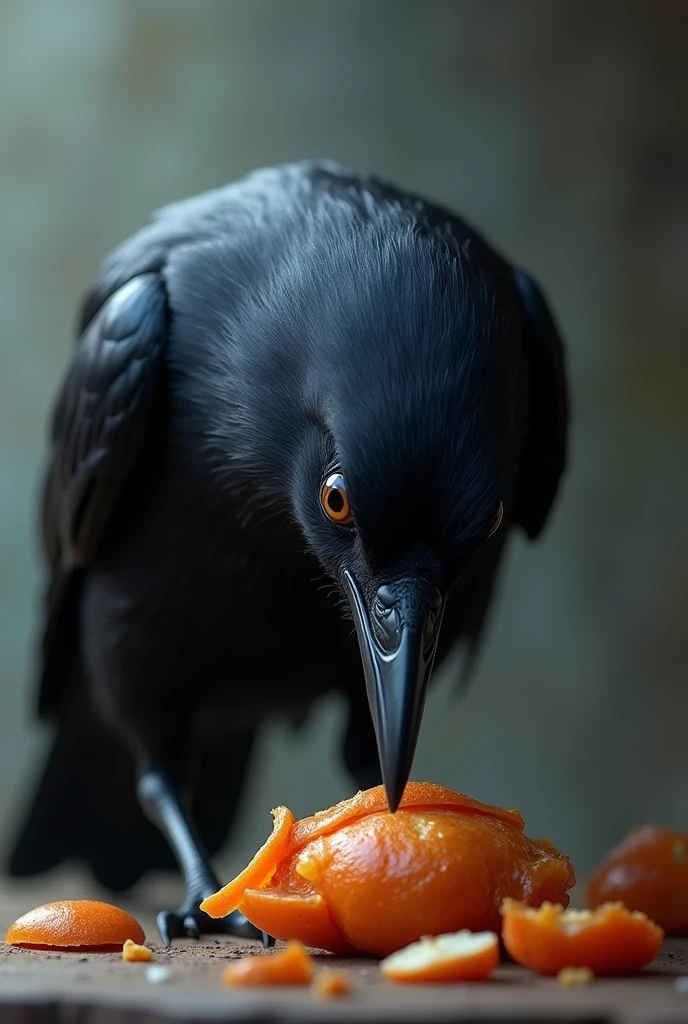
[343,570,445,812]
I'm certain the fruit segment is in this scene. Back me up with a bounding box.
[380,930,499,983]
[501,899,663,976]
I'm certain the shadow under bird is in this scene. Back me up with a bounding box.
[8,161,569,945]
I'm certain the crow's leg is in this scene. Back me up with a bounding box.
[137,766,274,947]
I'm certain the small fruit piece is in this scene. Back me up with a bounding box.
[6,900,145,951]
[501,899,663,976]
[222,941,313,986]
[380,931,499,983]
[587,826,688,934]
[557,966,594,987]
[122,939,153,962]
[203,783,574,957]
[312,969,352,998]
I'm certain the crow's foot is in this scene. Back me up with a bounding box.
[156,904,274,948]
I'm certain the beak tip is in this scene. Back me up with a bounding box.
[382,775,406,814]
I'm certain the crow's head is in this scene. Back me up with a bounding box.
[294,225,512,811]
[198,204,543,810]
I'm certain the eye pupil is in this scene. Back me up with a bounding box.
[321,472,353,526]
[327,490,345,513]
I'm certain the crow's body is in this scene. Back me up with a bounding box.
[9,161,568,942]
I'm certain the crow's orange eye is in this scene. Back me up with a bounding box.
[487,502,503,538]
[321,473,353,525]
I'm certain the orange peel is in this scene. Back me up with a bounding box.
[6,900,145,952]
[501,899,663,976]
[289,782,525,851]
[201,805,294,918]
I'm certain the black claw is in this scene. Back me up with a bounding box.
[156,905,268,945]
[156,911,176,947]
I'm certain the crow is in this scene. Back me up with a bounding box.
[7,160,568,945]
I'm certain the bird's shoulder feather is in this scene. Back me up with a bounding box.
[40,273,168,716]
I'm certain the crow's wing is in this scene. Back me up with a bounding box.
[45,275,168,567]
[36,171,283,717]
[39,273,168,715]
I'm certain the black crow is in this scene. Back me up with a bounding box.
[8,161,568,945]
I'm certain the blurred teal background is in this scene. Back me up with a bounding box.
[1,0,687,897]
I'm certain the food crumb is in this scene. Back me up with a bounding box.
[146,965,171,984]
[122,939,153,962]
[557,966,594,987]
[312,969,352,998]
[675,976,688,993]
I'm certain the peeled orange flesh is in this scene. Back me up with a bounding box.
[6,900,145,951]
[587,826,688,934]
[222,941,313,986]
[501,899,663,976]
[202,782,574,957]
[380,931,499,983]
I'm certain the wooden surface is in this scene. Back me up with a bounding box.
[0,876,687,1023]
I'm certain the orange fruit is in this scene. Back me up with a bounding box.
[201,782,574,957]
[587,826,688,934]
[380,931,499,983]
[221,941,313,986]
[501,899,663,976]
[6,900,145,951]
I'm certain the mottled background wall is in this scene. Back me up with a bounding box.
[1,0,687,898]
